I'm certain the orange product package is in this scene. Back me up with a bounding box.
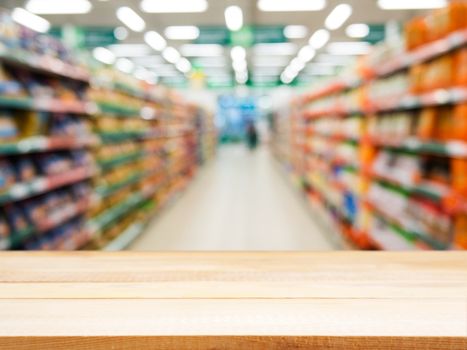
[423,54,454,91]
[435,106,456,141]
[455,48,467,86]
[453,214,467,249]
[453,104,467,141]
[452,159,467,198]
[417,108,437,140]
[405,16,428,51]
[428,1,467,42]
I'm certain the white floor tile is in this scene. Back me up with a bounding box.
[130,145,336,251]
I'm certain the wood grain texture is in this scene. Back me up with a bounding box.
[0,252,466,349]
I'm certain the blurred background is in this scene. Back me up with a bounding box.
[0,0,466,251]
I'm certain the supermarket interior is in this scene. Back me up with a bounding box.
[0,0,467,252]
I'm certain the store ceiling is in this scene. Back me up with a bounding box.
[2,0,432,88]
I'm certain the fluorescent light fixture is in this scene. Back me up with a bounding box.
[108,44,151,57]
[134,67,149,80]
[325,4,352,30]
[232,59,247,72]
[162,47,181,64]
[144,31,167,51]
[176,58,192,73]
[346,23,369,38]
[93,47,116,65]
[180,44,224,57]
[236,71,248,84]
[283,25,308,39]
[225,6,243,31]
[25,0,92,14]
[11,8,50,33]
[115,58,135,73]
[114,27,129,40]
[164,26,200,40]
[327,41,371,55]
[308,29,330,49]
[377,0,447,10]
[298,46,316,63]
[231,46,246,61]
[253,43,297,56]
[141,0,208,13]
[116,7,145,32]
[258,0,326,12]
[290,57,305,72]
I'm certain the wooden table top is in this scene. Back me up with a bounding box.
[0,251,466,349]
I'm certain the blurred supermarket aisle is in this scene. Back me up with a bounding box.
[131,145,334,251]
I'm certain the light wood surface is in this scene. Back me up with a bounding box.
[0,252,466,349]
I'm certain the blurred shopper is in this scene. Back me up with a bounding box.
[246,121,258,150]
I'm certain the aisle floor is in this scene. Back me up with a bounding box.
[130,145,335,250]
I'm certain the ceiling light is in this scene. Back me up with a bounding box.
[283,25,308,39]
[176,58,192,73]
[290,57,305,72]
[93,47,116,65]
[231,46,246,61]
[11,8,50,33]
[254,43,297,56]
[141,0,208,13]
[134,67,149,80]
[115,58,135,73]
[233,59,247,72]
[116,7,145,32]
[327,41,371,55]
[236,71,248,84]
[164,26,200,40]
[308,29,330,49]
[114,27,129,40]
[108,44,151,57]
[162,47,181,63]
[346,23,369,38]
[25,0,92,14]
[144,31,167,51]
[325,4,352,30]
[180,44,224,57]
[258,0,326,12]
[298,46,316,63]
[225,6,243,31]
[377,0,447,10]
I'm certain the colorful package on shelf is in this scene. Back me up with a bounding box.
[15,158,36,182]
[3,204,29,233]
[0,113,18,142]
[372,151,420,187]
[0,159,16,192]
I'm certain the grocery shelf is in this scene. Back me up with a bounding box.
[304,88,467,119]
[0,135,99,156]
[97,151,145,170]
[0,95,94,114]
[96,101,141,117]
[103,221,146,251]
[34,198,90,234]
[0,48,90,82]
[301,29,467,104]
[365,200,447,250]
[98,131,146,143]
[96,172,145,198]
[2,226,34,250]
[86,192,146,235]
[372,29,467,78]
[0,166,95,205]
